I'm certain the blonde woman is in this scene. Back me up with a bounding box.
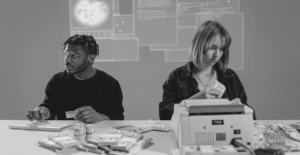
[159,21,256,120]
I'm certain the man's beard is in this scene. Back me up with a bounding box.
[66,60,89,75]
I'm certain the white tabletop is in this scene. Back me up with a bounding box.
[0,120,178,155]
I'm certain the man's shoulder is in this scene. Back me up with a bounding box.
[95,69,119,83]
[51,70,68,81]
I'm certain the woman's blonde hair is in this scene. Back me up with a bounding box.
[189,20,232,71]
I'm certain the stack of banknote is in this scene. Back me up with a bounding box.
[97,129,124,145]
[38,134,80,154]
[110,130,143,151]
[211,80,226,98]
[47,134,80,148]
[134,120,170,133]
[183,145,238,155]
[254,121,300,151]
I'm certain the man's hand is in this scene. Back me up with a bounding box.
[27,106,50,122]
[74,106,109,123]
[189,87,221,99]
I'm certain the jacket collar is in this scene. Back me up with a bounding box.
[181,61,234,79]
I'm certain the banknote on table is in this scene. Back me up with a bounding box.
[97,134,123,145]
[134,121,170,133]
[289,122,300,132]
[275,122,300,142]
[55,146,78,155]
[153,124,170,132]
[48,134,80,148]
[212,145,238,155]
[110,131,143,151]
[183,145,202,155]
[82,142,98,150]
[171,149,182,155]
[134,121,154,131]
[211,80,226,98]
[75,145,88,152]
[84,124,95,141]
[123,130,143,141]
[128,137,153,155]
[200,145,214,155]
[107,129,124,135]
[38,137,63,150]
[87,137,102,145]
[109,151,128,155]
[110,137,135,151]
[73,124,86,143]
[263,132,291,152]
[80,142,111,154]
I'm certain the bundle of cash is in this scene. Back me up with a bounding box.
[81,142,106,154]
[108,151,128,155]
[75,145,88,152]
[82,142,98,150]
[97,130,123,146]
[128,137,153,155]
[199,145,214,155]
[73,122,85,128]
[152,122,170,132]
[85,124,95,140]
[123,130,143,141]
[183,145,202,155]
[254,122,300,151]
[211,80,226,98]
[38,138,63,150]
[212,145,238,155]
[74,124,86,143]
[87,137,103,145]
[110,139,135,151]
[111,131,143,151]
[171,149,182,155]
[183,145,238,155]
[263,132,291,152]
[289,122,300,132]
[134,120,170,133]
[48,134,80,148]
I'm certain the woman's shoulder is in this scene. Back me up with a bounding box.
[221,68,239,77]
[168,62,191,78]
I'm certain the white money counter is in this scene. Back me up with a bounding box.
[171,99,254,150]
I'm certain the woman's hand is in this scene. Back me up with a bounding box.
[231,98,242,105]
[189,87,221,99]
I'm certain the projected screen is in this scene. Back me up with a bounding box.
[69,0,243,69]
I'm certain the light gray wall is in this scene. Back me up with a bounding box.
[0,0,299,120]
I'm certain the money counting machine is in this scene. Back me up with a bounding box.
[171,99,254,150]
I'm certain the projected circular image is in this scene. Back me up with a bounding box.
[74,0,110,27]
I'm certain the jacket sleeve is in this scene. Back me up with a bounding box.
[39,76,58,120]
[159,72,180,120]
[104,80,124,120]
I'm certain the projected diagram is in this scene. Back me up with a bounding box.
[69,0,244,69]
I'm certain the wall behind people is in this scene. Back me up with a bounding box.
[0,0,299,120]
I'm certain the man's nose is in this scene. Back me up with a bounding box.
[64,55,72,63]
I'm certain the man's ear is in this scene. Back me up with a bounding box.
[88,55,96,63]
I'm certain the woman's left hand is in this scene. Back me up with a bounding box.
[231,98,242,105]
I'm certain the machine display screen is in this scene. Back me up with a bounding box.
[212,120,224,125]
